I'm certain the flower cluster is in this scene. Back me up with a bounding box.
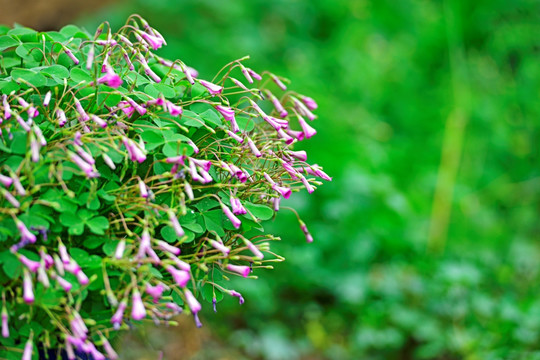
[0,15,330,359]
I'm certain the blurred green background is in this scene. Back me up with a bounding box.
[66,0,540,358]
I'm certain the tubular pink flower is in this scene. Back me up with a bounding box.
[300,174,315,193]
[102,153,116,170]
[69,152,98,178]
[209,240,230,256]
[121,48,134,70]
[74,98,89,121]
[272,184,292,199]
[297,115,317,138]
[287,129,305,141]
[139,31,164,50]
[131,289,146,321]
[245,240,264,260]
[43,91,52,107]
[22,337,33,360]
[56,275,73,292]
[1,306,9,338]
[184,181,194,200]
[89,343,106,360]
[166,266,190,287]
[56,109,68,127]
[230,196,247,215]
[37,267,50,288]
[63,47,79,64]
[2,95,11,119]
[1,188,19,208]
[226,264,251,278]
[277,128,295,144]
[15,114,31,132]
[184,289,201,314]
[97,72,123,88]
[95,39,117,46]
[85,45,95,70]
[301,96,318,110]
[74,145,95,165]
[114,239,126,259]
[190,158,211,172]
[227,130,243,143]
[299,164,332,181]
[247,137,262,157]
[22,269,34,304]
[53,255,65,275]
[101,334,119,360]
[167,210,185,237]
[40,250,54,269]
[18,255,40,273]
[18,98,39,118]
[300,221,314,243]
[166,155,186,164]
[118,34,133,46]
[166,253,191,271]
[247,68,262,81]
[145,283,165,303]
[187,139,199,154]
[215,105,235,122]
[239,64,253,83]
[11,173,25,196]
[58,242,70,264]
[288,150,308,162]
[294,98,316,120]
[30,136,40,162]
[0,174,12,187]
[32,125,46,146]
[273,196,281,211]
[124,96,147,116]
[199,80,223,95]
[16,220,36,244]
[228,290,245,304]
[220,203,241,229]
[90,114,108,128]
[282,162,299,179]
[157,240,181,255]
[230,77,251,92]
[266,91,288,118]
[76,270,89,286]
[166,101,182,116]
[271,74,287,91]
[138,179,149,198]
[111,299,127,330]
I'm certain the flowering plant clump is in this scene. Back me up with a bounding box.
[0,15,330,359]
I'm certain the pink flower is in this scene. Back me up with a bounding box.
[16,220,36,244]
[244,240,264,260]
[97,72,123,88]
[247,68,262,81]
[209,240,230,256]
[167,210,185,238]
[228,290,245,304]
[184,289,201,313]
[157,240,181,255]
[90,114,108,128]
[1,188,19,208]
[294,98,316,120]
[145,283,165,303]
[301,96,318,110]
[2,95,11,119]
[43,91,52,107]
[199,80,223,95]
[166,101,183,116]
[131,289,146,321]
[297,115,317,139]
[74,98,89,121]
[1,306,9,338]
[271,74,287,91]
[227,131,243,143]
[18,254,40,272]
[111,299,127,330]
[300,221,314,243]
[124,96,147,116]
[139,179,148,198]
[226,264,251,278]
[86,45,95,70]
[56,109,68,127]
[22,336,33,360]
[139,31,164,50]
[300,174,315,194]
[230,196,247,215]
[56,275,73,292]
[247,137,262,157]
[167,266,190,287]
[114,239,126,259]
[101,334,119,360]
[0,174,12,187]
[220,203,241,229]
[22,269,34,304]
[266,91,288,118]
[215,105,235,122]
[272,184,292,199]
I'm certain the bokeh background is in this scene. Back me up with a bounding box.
[4,0,540,358]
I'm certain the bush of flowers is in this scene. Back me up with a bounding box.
[0,15,330,359]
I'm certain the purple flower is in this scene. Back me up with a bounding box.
[166,101,183,116]
[247,68,262,81]
[18,254,41,272]
[74,98,89,121]
[272,184,292,199]
[69,152,99,178]
[157,240,181,255]
[244,240,264,260]
[220,203,241,229]
[74,145,95,165]
[230,196,247,215]
[226,264,251,278]
[136,54,162,83]
[184,289,201,314]
[124,96,147,116]
[228,290,245,304]
[300,221,314,243]
[167,210,185,237]
[167,266,191,287]
[301,96,318,110]
[271,74,287,91]
[190,158,212,172]
[297,115,317,139]
[1,306,9,338]
[22,336,33,360]
[15,114,31,132]
[56,274,73,292]
[215,105,235,122]
[288,150,307,162]
[139,31,164,50]
[167,253,191,271]
[111,299,127,330]
[300,174,315,194]
[16,220,36,244]
[199,80,223,95]
[64,47,79,64]
[131,289,147,321]
[139,179,149,198]
[240,64,253,83]
[230,77,251,92]
[247,137,262,157]
[22,269,34,304]
[56,109,68,127]
[90,115,108,128]
[2,95,11,119]
[209,240,230,256]
[97,72,123,88]
[294,98,316,120]
[299,164,332,181]
[145,283,165,303]
[43,91,52,107]
[227,130,244,143]
[266,91,288,118]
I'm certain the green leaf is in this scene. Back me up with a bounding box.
[0,251,21,280]
[0,80,20,94]
[194,198,220,212]
[203,210,225,237]
[180,110,203,127]
[199,109,222,127]
[182,222,204,233]
[145,83,176,98]
[11,68,47,87]
[41,64,69,80]
[162,142,193,157]
[86,216,109,235]
[236,116,255,132]
[0,35,20,51]
[15,43,43,62]
[59,24,89,39]
[244,202,274,221]
[201,283,224,303]
[70,67,93,83]
[7,27,37,42]
[9,132,27,155]
[160,225,180,243]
